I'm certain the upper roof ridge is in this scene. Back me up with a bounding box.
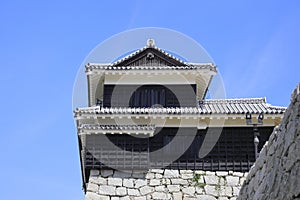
[110,39,188,66]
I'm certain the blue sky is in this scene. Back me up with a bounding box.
[0,1,299,199]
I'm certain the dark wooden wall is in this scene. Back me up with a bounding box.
[103,84,196,107]
[84,126,274,172]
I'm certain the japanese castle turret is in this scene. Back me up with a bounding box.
[74,39,286,198]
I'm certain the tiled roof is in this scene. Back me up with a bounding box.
[111,44,187,66]
[85,63,217,72]
[74,98,286,115]
[199,98,286,114]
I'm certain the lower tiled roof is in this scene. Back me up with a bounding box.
[198,98,286,114]
[78,124,155,136]
[79,124,155,131]
[74,98,286,115]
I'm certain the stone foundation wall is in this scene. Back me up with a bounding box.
[238,83,300,200]
[85,169,247,200]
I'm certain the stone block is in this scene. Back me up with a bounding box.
[204,185,218,197]
[224,186,233,197]
[123,179,134,188]
[232,186,240,196]
[85,192,101,200]
[173,192,183,200]
[182,187,195,196]
[149,179,160,186]
[204,175,219,185]
[128,188,140,196]
[164,169,179,178]
[155,185,166,192]
[111,197,120,200]
[194,170,205,175]
[108,177,122,186]
[101,169,114,177]
[145,173,155,179]
[218,197,229,200]
[140,186,154,195]
[150,169,164,174]
[116,187,127,196]
[180,170,193,174]
[181,173,194,179]
[226,176,239,186]
[155,173,163,179]
[196,195,217,200]
[171,179,188,185]
[87,183,99,193]
[89,176,107,185]
[219,177,225,186]
[205,171,216,175]
[98,195,110,200]
[161,178,171,185]
[90,169,100,176]
[219,186,226,196]
[99,185,116,195]
[195,186,203,194]
[232,172,244,177]
[215,171,228,176]
[135,179,147,188]
[167,185,180,192]
[152,192,169,199]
